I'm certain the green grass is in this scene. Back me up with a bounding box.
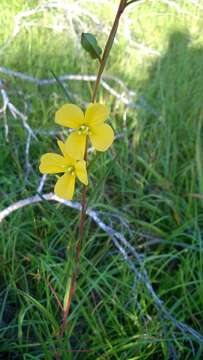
[1,0,203,358]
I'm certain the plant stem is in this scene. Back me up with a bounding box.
[77,0,128,257]
[92,0,127,102]
[59,149,87,339]
[125,0,141,8]
[59,0,128,343]
[77,148,88,258]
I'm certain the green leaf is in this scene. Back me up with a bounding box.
[63,274,72,311]
[63,258,75,311]
[50,70,74,101]
[81,33,102,60]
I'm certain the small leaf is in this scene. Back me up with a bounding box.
[50,70,74,101]
[81,33,102,60]
[63,274,72,311]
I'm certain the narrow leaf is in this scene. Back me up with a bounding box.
[50,70,74,101]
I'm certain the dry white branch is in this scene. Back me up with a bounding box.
[0,67,137,106]
[25,132,32,181]
[0,79,37,180]
[0,80,37,141]
[37,175,47,193]
[0,66,129,91]
[0,192,203,346]
[0,1,110,54]
[0,67,158,113]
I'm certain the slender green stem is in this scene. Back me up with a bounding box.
[58,0,129,350]
[92,0,127,103]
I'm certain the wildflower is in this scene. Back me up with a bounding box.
[39,140,88,200]
[55,103,114,160]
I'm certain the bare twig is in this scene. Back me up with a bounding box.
[0,67,159,114]
[37,174,47,194]
[0,2,109,54]
[25,132,32,181]
[0,66,131,95]
[0,80,37,141]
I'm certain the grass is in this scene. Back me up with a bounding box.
[1,0,203,358]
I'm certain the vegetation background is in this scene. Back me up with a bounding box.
[1,0,203,358]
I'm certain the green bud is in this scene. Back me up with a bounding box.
[81,32,102,60]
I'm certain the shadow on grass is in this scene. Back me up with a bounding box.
[136,30,203,186]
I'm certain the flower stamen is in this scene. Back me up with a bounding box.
[78,124,89,135]
[65,165,75,175]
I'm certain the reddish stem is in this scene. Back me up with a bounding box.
[60,273,76,337]
[59,148,88,338]
[48,280,63,312]
[57,1,128,357]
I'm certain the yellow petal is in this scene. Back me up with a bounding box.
[54,173,75,200]
[57,140,76,166]
[89,123,114,151]
[85,103,109,127]
[65,131,86,160]
[75,160,88,185]
[39,153,66,174]
[55,104,84,129]
[57,139,66,156]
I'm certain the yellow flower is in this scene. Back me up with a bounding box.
[39,140,88,200]
[55,103,114,160]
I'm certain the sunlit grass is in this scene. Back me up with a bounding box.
[1,0,203,358]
